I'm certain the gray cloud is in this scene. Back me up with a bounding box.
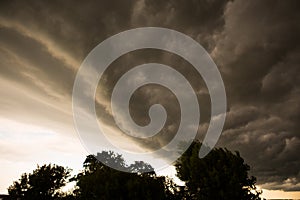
[0,0,299,191]
[211,0,300,191]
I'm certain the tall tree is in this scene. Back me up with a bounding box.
[8,164,71,200]
[73,151,168,200]
[175,141,262,200]
[7,147,263,200]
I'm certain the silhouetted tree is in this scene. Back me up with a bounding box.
[7,146,263,200]
[8,164,71,200]
[163,177,188,200]
[175,141,262,200]
[73,151,168,200]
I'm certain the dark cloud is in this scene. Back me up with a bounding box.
[132,0,229,51]
[211,0,300,191]
[0,0,299,192]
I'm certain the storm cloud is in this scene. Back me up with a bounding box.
[0,0,299,191]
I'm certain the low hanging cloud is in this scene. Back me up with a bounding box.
[0,0,299,191]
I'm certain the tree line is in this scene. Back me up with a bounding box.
[6,141,263,200]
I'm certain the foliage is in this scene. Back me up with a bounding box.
[7,145,263,200]
[8,164,71,200]
[73,151,168,200]
[175,141,262,200]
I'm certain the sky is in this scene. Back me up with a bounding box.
[0,0,300,199]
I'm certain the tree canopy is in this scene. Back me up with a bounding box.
[175,141,262,200]
[73,151,168,200]
[8,164,71,200]
[7,144,263,200]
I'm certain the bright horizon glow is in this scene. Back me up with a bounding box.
[0,119,87,194]
[260,188,300,199]
[0,119,299,199]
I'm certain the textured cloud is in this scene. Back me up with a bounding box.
[211,0,300,191]
[0,0,299,192]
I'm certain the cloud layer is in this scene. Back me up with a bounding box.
[0,0,299,191]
